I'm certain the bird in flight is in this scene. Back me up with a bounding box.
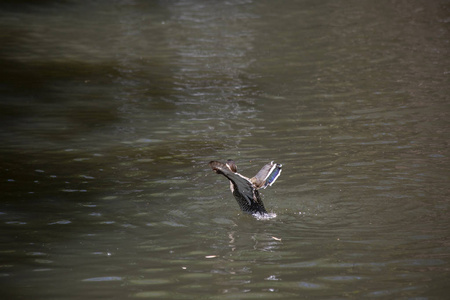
[209,160,282,215]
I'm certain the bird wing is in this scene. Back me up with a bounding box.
[209,161,259,206]
[251,161,282,189]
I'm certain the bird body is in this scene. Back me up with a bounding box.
[209,160,282,215]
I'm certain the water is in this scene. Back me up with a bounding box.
[1,0,449,299]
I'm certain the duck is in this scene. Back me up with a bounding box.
[209,160,282,215]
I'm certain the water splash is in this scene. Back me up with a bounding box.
[253,211,277,220]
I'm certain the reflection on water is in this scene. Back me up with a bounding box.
[0,0,449,299]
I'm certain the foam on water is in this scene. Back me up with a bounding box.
[253,211,277,220]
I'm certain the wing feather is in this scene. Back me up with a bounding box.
[209,161,257,205]
[251,162,282,189]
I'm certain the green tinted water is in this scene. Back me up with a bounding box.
[0,1,449,299]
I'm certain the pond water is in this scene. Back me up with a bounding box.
[0,0,449,299]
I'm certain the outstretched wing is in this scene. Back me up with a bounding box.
[209,161,258,206]
[251,161,282,189]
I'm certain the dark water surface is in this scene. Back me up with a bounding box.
[1,0,449,299]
